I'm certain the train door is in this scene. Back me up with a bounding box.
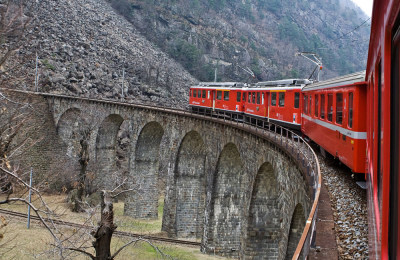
[212,90,216,111]
[389,21,400,259]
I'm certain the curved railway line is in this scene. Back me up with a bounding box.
[0,208,202,247]
[1,89,322,259]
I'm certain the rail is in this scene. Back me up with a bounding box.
[0,208,201,246]
[2,89,321,259]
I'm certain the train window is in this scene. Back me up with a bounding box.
[348,92,353,128]
[202,90,206,98]
[336,93,343,125]
[271,92,277,106]
[294,92,300,108]
[208,91,210,99]
[309,95,312,115]
[224,91,229,101]
[217,91,222,100]
[257,92,260,104]
[243,92,246,102]
[248,92,251,103]
[237,92,241,102]
[252,92,256,103]
[321,94,325,119]
[262,93,265,104]
[327,94,333,121]
[303,95,307,114]
[279,92,285,107]
[315,95,319,117]
[198,90,201,97]
[193,89,197,98]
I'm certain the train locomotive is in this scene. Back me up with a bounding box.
[189,79,311,130]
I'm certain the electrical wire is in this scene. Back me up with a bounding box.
[337,17,371,40]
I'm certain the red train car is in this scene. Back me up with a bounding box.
[189,82,247,114]
[365,0,400,258]
[301,72,367,174]
[301,72,367,173]
[243,79,310,130]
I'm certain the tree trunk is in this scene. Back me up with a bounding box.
[92,190,117,260]
[72,138,89,212]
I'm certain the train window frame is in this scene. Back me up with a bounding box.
[271,92,277,106]
[315,94,319,117]
[294,92,300,108]
[237,92,241,102]
[336,93,343,125]
[257,92,260,104]
[320,94,325,119]
[202,90,206,98]
[327,93,333,122]
[217,91,222,100]
[193,89,197,98]
[348,92,353,128]
[279,92,285,107]
[224,91,229,101]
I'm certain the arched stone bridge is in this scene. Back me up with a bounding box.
[38,92,318,259]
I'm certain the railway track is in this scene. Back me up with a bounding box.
[0,208,201,247]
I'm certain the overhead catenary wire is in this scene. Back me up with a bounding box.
[337,17,371,40]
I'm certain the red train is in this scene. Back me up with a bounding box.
[189,79,310,130]
[189,1,399,257]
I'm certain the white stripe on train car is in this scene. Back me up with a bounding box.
[302,114,367,139]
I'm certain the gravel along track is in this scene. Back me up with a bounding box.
[318,155,368,259]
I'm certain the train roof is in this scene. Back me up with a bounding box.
[191,79,311,90]
[255,78,312,87]
[302,71,366,91]
[192,82,248,88]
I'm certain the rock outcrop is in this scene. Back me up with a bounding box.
[12,0,197,108]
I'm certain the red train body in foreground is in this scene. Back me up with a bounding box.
[365,0,400,258]
[189,1,400,257]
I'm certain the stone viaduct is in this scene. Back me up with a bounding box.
[12,91,319,259]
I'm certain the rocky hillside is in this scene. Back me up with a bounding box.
[9,0,197,108]
[110,0,370,82]
[5,0,370,108]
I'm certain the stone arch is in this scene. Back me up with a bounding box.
[56,107,84,158]
[285,203,306,260]
[208,142,244,256]
[245,162,280,259]
[95,114,124,189]
[174,131,206,239]
[130,121,164,219]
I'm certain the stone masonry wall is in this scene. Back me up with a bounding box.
[6,91,314,259]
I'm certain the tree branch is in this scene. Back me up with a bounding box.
[65,247,95,260]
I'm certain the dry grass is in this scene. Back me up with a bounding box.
[0,193,229,259]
